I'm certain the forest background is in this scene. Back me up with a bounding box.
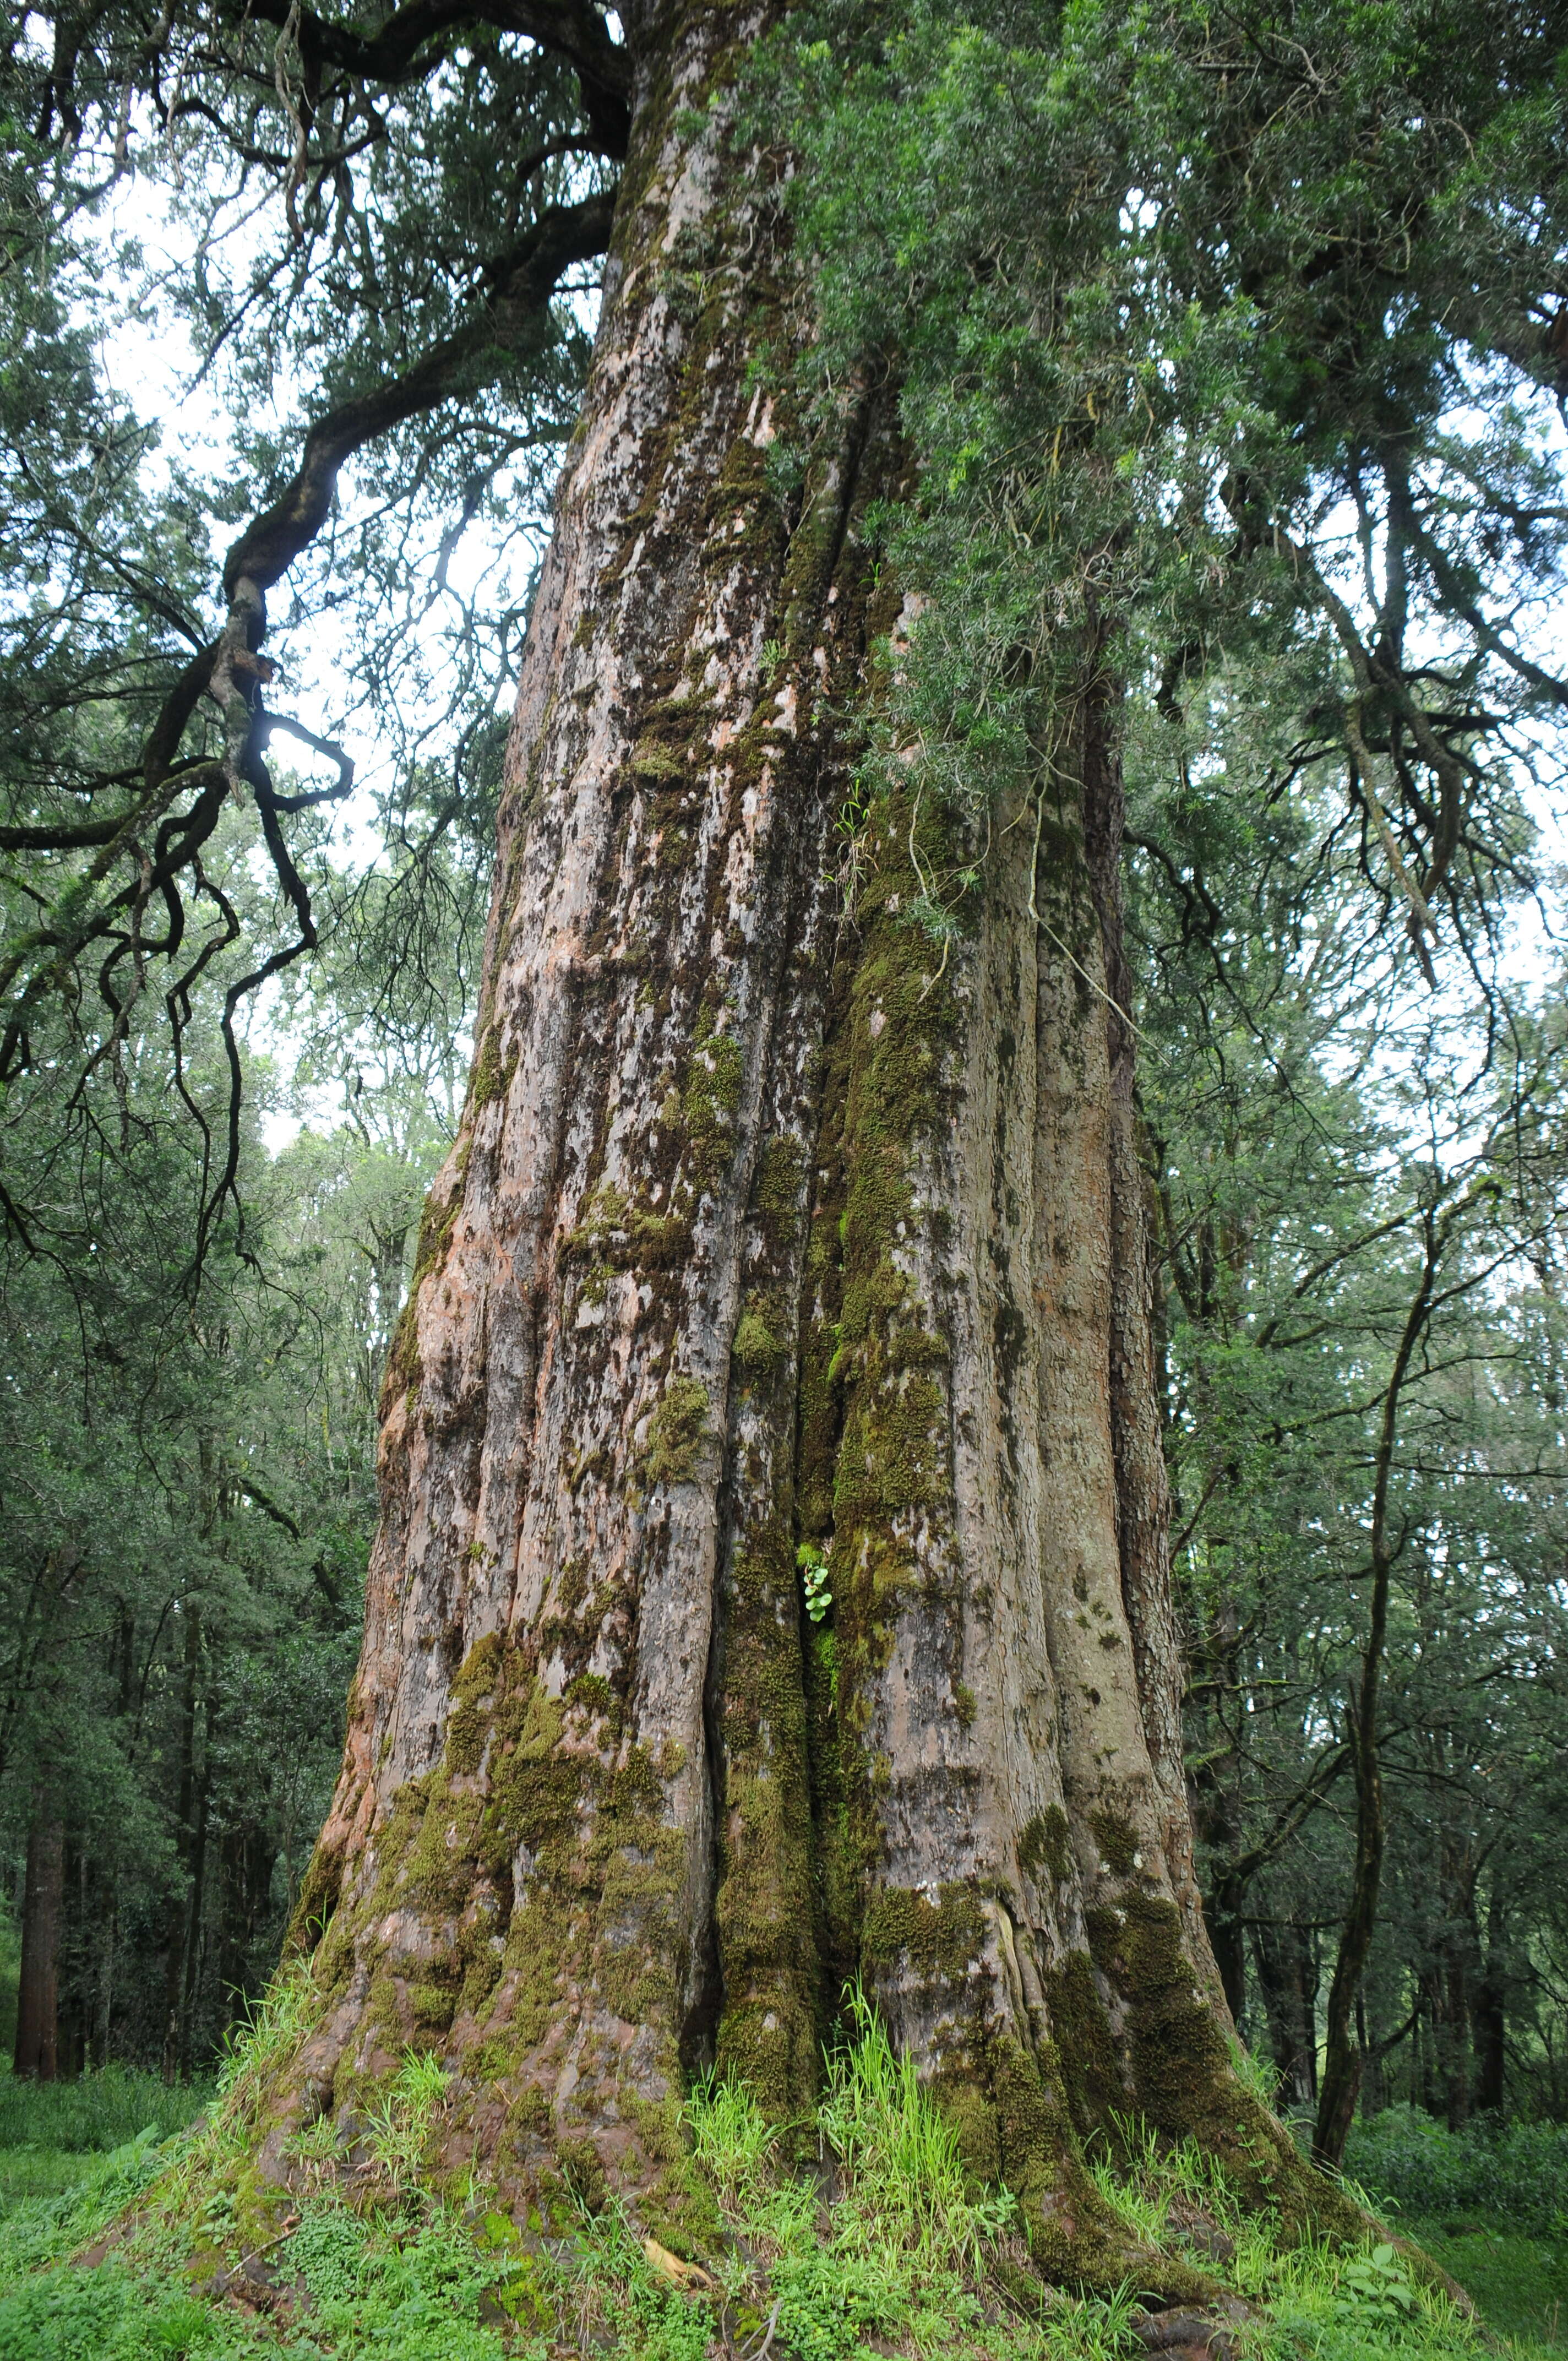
[0,0,1567,2320]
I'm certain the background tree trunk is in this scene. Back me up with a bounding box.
[265,0,1357,2281]
[13,1796,64,2081]
[1473,1884,1507,2114]
[162,1608,203,2085]
[1314,1217,1441,2169]
[1252,1916,1320,2113]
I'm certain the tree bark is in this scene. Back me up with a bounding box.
[1314,1213,1442,2169]
[1473,1883,1506,2115]
[13,1794,64,2081]
[262,1,1357,2283]
[1251,1913,1319,2111]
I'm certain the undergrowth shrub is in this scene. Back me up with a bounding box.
[0,2067,210,2156]
[280,2201,509,2359]
[1344,2108,1568,2241]
[0,2254,222,2361]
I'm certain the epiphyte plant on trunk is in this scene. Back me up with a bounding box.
[6,0,1568,2301]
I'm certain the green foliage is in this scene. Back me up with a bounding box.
[1345,2110,1568,2245]
[0,2260,224,2361]
[362,2052,450,2197]
[537,2207,713,2361]
[0,908,451,2074]
[1245,2232,1476,2361]
[0,2126,179,2281]
[1391,2224,1568,2354]
[764,0,1563,967]
[814,1990,1016,2277]
[1084,2119,1532,2361]
[0,2068,209,2162]
[796,1542,834,1624]
[0,0,602,1227]
[2,2004,1565,2359]
[1227,2039,1283,2114]
[208,1963,324,2142]
[683,2069,778,2204]
[279,2204,508,2359]
[1137,755,1568,2116]
[1330,2245,1420,2335]
[687,2011,1049,2361]
[0,1090,375,2074]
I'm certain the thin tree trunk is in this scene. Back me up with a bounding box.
[1195,1838,1248,2027]
[1251,1914,1319,2110]
[258,0,1360,2281]
[1314,1214,1443,2168]
[178,1744,211,2081]
[13,1796,64,2081]
[1357,1994,1382,2117]
[219,1821,279,2014]
[1473,1884,1506,2114]
[162,1609,201,2085]
[1438,1949,1473,2132]
[95,1895,116,2070]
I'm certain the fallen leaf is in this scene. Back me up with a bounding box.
[642,2236,716,2292]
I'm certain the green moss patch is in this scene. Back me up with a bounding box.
[636,1375,712,1490]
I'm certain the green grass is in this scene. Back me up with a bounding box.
[1400,2220,1567,2350]
[1338,2106,1568,2351]
[0,2065,211,2161]
[682,1992,1038,2361]
[0,2148,104,2213]
[0,1998,1562,2360]
[1079,2114,1558,2361]
[0,2063,214,2229]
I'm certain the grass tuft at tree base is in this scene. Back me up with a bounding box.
[0,2006,1561,2361]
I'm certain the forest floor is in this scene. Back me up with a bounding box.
[1398,2221,1566,2351]
[0,2024,1562,2361]
[1337,2106,1568,2352]
[0,2059,210,2217]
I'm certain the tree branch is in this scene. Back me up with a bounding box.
[227,0,631,153]
[220,189,616,606]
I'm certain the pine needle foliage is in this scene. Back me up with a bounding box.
[755,0,1567,978]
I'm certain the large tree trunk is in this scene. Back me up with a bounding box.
[265,1,1353,2284]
